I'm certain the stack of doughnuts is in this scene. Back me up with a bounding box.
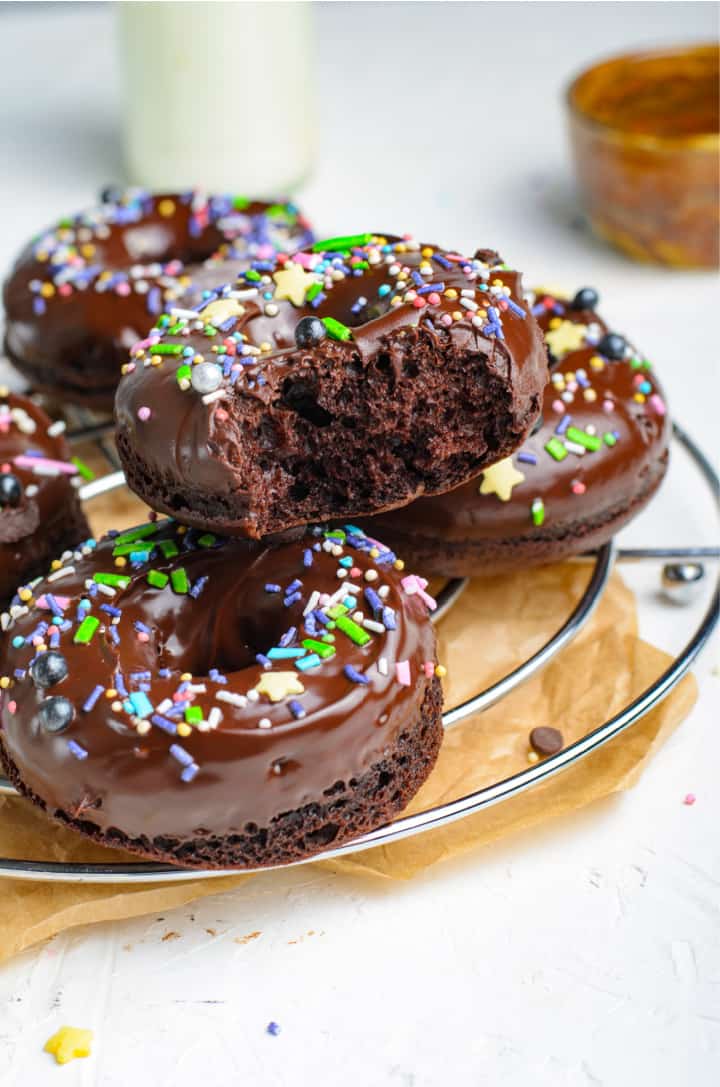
[0,197,671,870]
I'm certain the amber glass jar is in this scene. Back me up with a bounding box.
[567,44,719,268]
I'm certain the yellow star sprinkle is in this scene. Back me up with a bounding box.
[544,320,588,359]
[272,262,318,306]
[44,1026,93,1065]
[199,298,246,325]
[479,457,526,502]
[254,672,305,703]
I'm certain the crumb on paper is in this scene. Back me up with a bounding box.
[683,793,697,806]
[205,928,217,936]
[234,930,262,945]
[161,931,180,942]
[44,1026,93,1065]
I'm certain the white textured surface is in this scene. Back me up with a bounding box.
[0,4,718,1085]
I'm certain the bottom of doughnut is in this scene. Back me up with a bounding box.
[363,455,668,578]
[1,676,444,870]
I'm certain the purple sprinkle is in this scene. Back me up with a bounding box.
[505,298,526,318]
[303,549,313,568]
[180,762,199,783]
[283,591,302,608]
[266,1022,281,1037]
[170,743,194,767]
[288,700,306,719]
[114,672,128,697]
[312,610,330,627]
[158,668,171,678]
[190,576,208,599]
[279,627,297,648]
[100,604,121,618]
[67,740,88,761]
[107,625,120,645]
[363,587,382,617]
[83,685,104,712]
[286,579,303,594]
[44,593,65,616]
[14,668,27,680]
[265,583,281,594]
[151,714,177,735]
[209,668,227,684]
[256,653,271,668]
[381,606,397,630]
[344,664,369,685]
[134,620,152,635]
[517,451,538,465]
[555,414,571,436]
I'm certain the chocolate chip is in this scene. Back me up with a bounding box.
[529,726,564,756]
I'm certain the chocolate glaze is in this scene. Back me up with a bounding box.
[368,291,670,566]
[0,522,438,853]
[115,236,547,537]
[0,392,89,606]
[3,191,313,407]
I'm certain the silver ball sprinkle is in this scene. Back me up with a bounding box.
[191,362,223,395]
[660,563,705,606]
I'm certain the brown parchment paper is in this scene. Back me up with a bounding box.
[0,460,698,961]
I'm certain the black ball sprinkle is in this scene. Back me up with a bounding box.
[294,316,327,349]
[30,651,69,689]
[570,287,599,311]
[39,696,75,734]
[597,332,627,360]
[0,473,22,508]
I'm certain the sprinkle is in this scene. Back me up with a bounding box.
[67,740,88,760]
[531,497,545,526]
[265,583,281,593]
[544,437,568,461]
[517,451,537,465]
[395,660,411,686]
[335,614,371,646]
[254,672,305,702]
[151,714,177,735]
[128,691,154,719]
[322,316,352,342]
[295,653,322,671]
[344,664,369,685]
[170,568,189,594]
[565,426,601,452]
[73,615,99,644]
[82,685,104,712]
[147,570,169,589]
[288,700,306,719]
[266,1021,281,1036]
[312,233,372,252]
[216,690,247,708]
[683,793,696,806]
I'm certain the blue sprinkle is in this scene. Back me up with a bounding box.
[266,1022,281,1037]
[114,672,128,696]
[268,647,305,659]
[170,743,194,767]
[151,714,177,735]
[128,691,154,719]
[279,626,297,648]
[181,762,199,783]
[67,740,88,761]
[303,549,313,568]
[209,668,227,684]
[287,579,303,594]
[158,668,171,678]
[555,414,571,436]
[265,583,281,593]
[83,685,104,712]
[517,451,537,465]
[364,588,382,616]
[134,620,152,635]
[296,653,321,672]
[190,576,208,599]
[344,664,369,685]
[284,591,302,607]
[288,700,306,719]
[382,607,397,630]
[256,653,271,668]
[100,604,122,618]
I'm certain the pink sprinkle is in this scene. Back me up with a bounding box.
[603,399,614,413]
[571,480,586,495]
[137,406,152,422]
[116,282,131,297]
[58,283,72,297]
[350,567,361,578]
[136,632,150,643]
[396,660,411,686]
[13,454,77,475]
[649,393,666,416]
[683,793,696,806]
[215,409,229,422]
[428,292,441,305]
[256,244,275,260]
[440,314,453,327]
[412,297,426,309]
[552,399,564,413]
[401,573,438,612]
[7,701,16,715]
[36,594,71,611]
[293,251,319,270]
[423,661,435,677]
[165,260,183,276]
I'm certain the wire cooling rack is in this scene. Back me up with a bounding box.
[0,420,716,882]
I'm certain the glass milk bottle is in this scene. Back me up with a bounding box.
[118,1,316,194]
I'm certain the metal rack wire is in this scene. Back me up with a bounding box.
[0,422,717,882]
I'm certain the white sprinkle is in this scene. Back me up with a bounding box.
[10,604,29,621]
[565,441,586,456]
[353,611,363,622]
[169,306,199,319]
[188,683,207,694]
[96,583,116,597]
[25,484,39,498]
[136,720,151,736]
[303,589,320,617]
[364,569,378,582]
[331,545,343,557]
[228,288,259,301]
[363,619,385,633]
[217,690,247,708]
[378,657,389,676]
[258,717,272,729]
[460,298,478,312]
[343,582,362,594]
[47,420,67,437]
[378,585,390,599]
[47,566,75,582]
[156,698,173,715]
[336,568,347,579]
[247,688,260,703]
[207,706,222,729]
[196,720,211,732]
[0,613,10,631]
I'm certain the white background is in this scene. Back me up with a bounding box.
[0,3,718,1085]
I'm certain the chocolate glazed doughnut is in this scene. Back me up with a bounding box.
[0,521,443,869]
[0,391,89,609]
[366,288,671,575]
[3,190,313,409]
[115,235,547,538]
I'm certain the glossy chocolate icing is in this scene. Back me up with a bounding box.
[3,191,313,406]
[115,235,546,535]
[370,291,670,548]
[0,521,438,846]
[0,392,89,606]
